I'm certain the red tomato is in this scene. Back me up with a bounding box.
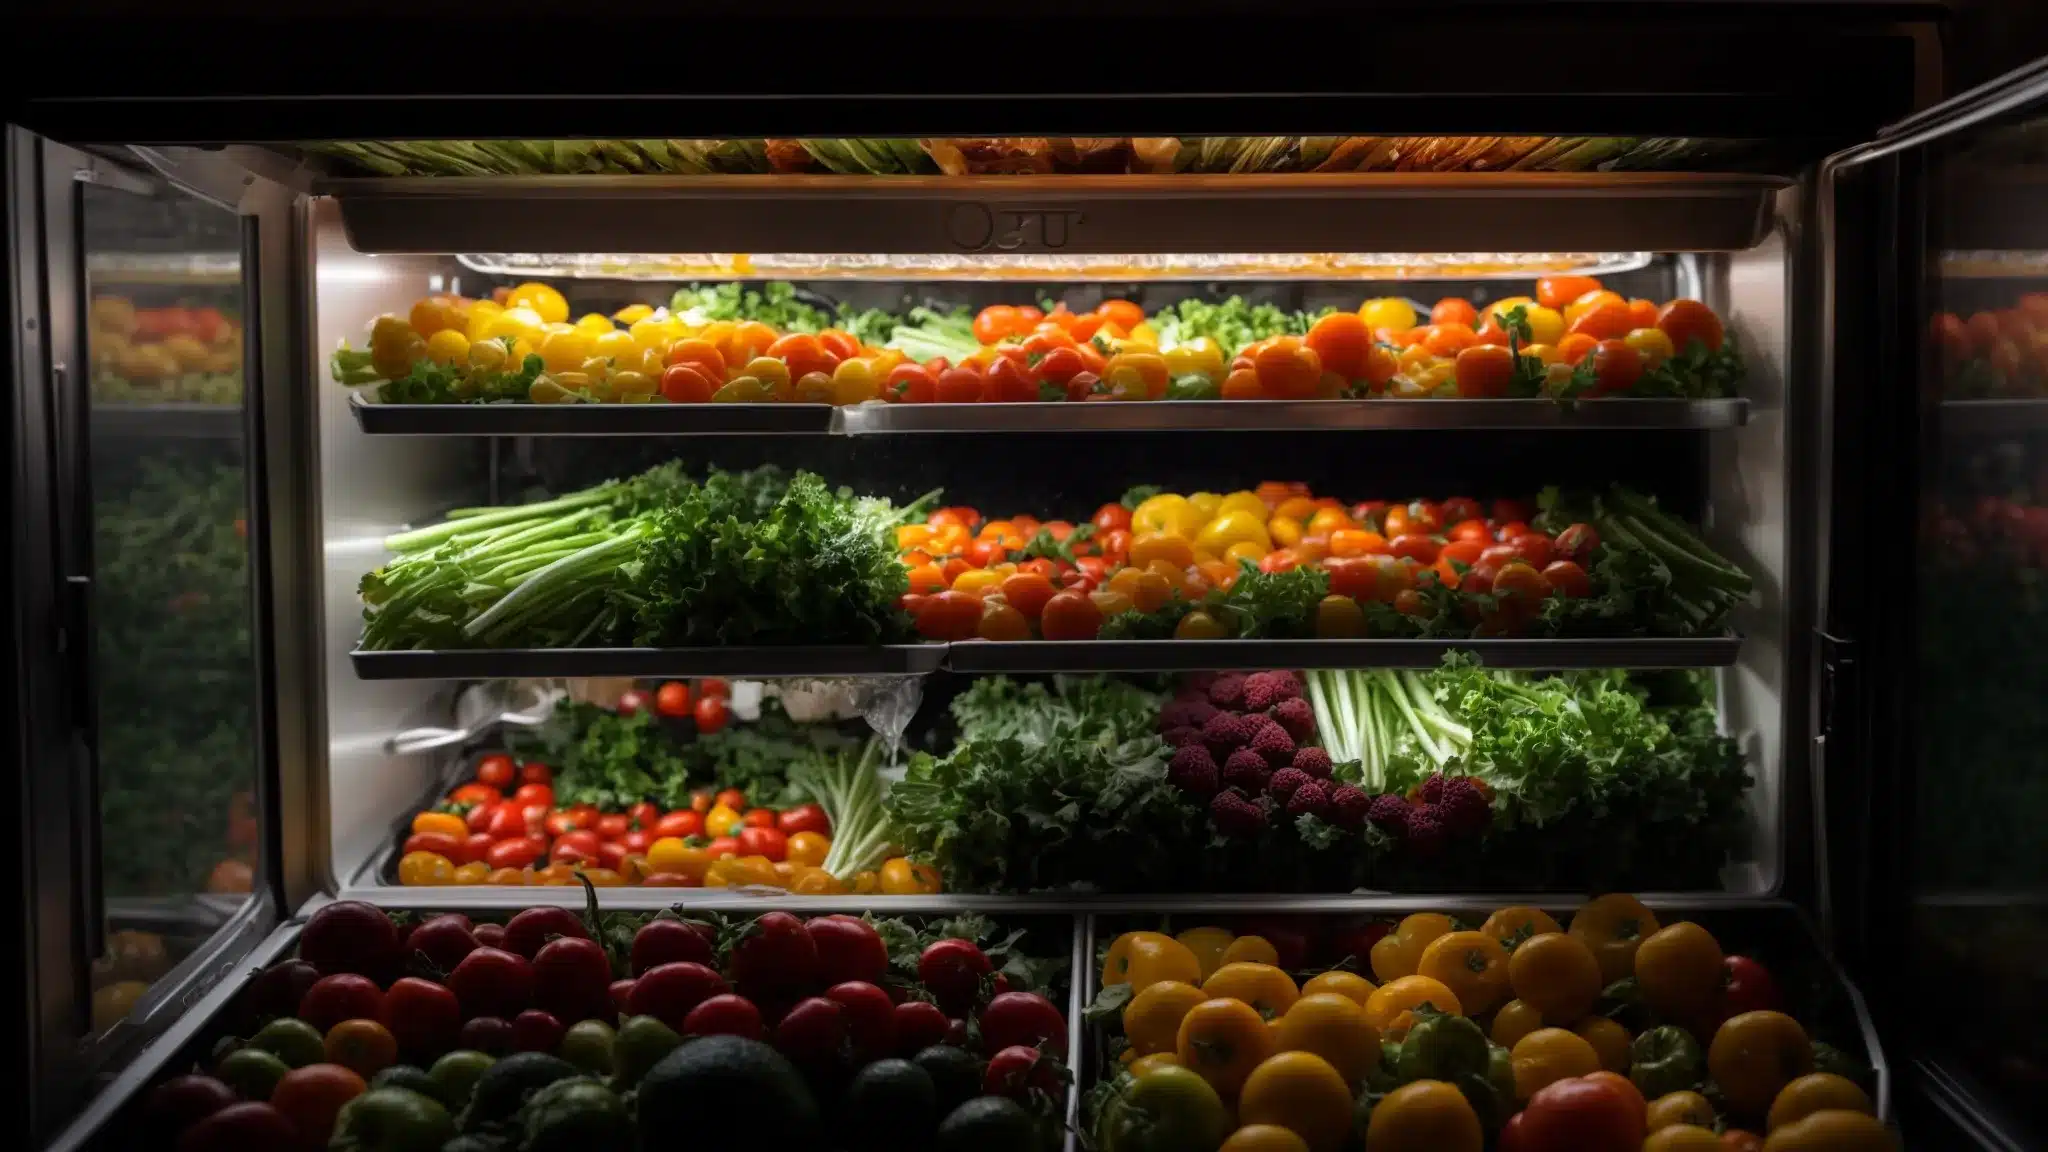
[1554,523,1599,564]
[1440,497,1483,524]
[1494,520,1533,542]
[403,832,464,860]
[742,808,777,830]
[462,834,494,864]
[694,695,729,734]
[1589,340,1644,394]
[465,803,499,835]
[627,802,660,831]
[915,590,984,641]
[1493,498,1535,524]
[1431,297,1479,327]
[705,836,739,859]
[1386,534,1441,564]
[1510,534,1554,569]
[1448,519,1492,543]
[964,539,1008,568]
[654,810,704,839]
[887,363,937,404]
[684,994,763,1040]
[629,920,715,976]
[485,804,529,840]
[384,976,462,1060]
[595,814,630,840]
[697,679,730,700]
[660,363,717,404]
[474,754,515,790]
[935,367,984,403]
[972,305,1023,345]
[543,809,588,837]
[512,783,553,808]
[827,981,898,1060]
[986,356,1037,403]
[893,1000,952,1055]
[621,829,655,854]
[550,831,602,864]
[999,572,1058,620]
[714,788,746,811]
[1713,955,1781,1022]
[1518,1075,1644,1152]
[1541,561,1592,598]
[981,991,1067,1054]
[655,681,692,717]
[1037,347,1087,386]
[1039,591,1104,641]
[777,803,831,838]
[1480,544,1523,569]
[449,783,501,806]
[617,690,650,716]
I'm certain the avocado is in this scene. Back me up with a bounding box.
[459,1051,579,1128]
[937,1096,1041,1152]
[841,1059,938,1151]
[912,1044,985,1116]
[637,1035,820,1148]
[518,1077,629,1152]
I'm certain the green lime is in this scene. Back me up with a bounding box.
[558,1020,616,1075]
[426,1050,496,1112]
[216,1046,290,1100]
[611,1015,681,1086]
[247,1017,325,1068]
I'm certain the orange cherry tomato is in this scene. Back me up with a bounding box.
[1454,344,1516,398]
[766,333,838,381]
[1568,302,1636,341]
[1557,333,1599,366]
[1536,276,1602,310]
[1097,298,1146,331]
[1422,323,1479,357]
[1305,311,1373,379]
[660,363,718,403]
[1254,338,1323,399]
[935,367,984,403]
[999,572,1058,620]
[1039,591,1104,641]
[1360,344,1399,390]
[886,363,937,403]
[1656,299,1727,353]
[1589,340,1645,395]
[1222,367,1266,399]
[1431,297,1479,327]
[1626,298,1660,329]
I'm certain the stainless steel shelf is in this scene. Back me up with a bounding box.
[1939,398,2048,433]
[90,403,243,440]
[842,397,1751,434]
[349,395,1751,437]
[325,172,1787,256]
[349,645,945,680]
[350,634,1738,680]
[945,634,1742,672]
[349,392,833,435]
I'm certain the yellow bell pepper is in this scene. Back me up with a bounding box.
[1195,510,1272,556]
[612,303,655,324]
[1214,491,1271,523]
[573,312,615,334]
[711,376,774,403]
[1163,337,1225,378]
[1133,494,1205,538]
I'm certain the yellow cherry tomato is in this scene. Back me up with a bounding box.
[1363,1080,1484,1152]
[450,861,489,885]
[1569,894,1661,984]
[645,837,711,882]
[1218,935,1278,967]
[1479,906,1563,952]
[1507,933,1604,1025]
[1125,980,1209,1056]
[590,329,637,363]
[508,281,569,325]
[1132,493,1204,538]
[1645,1127,1725,1152]
[705,804,743,838]
[1175,997,1274,1097]
[1215,491,1271,522]
[1490,999,1547,1049]
[1371,913,1455,983]
[423,328,470,366]
[1196,510,1273,556]
[1510,1028,1603,1101]
[1175,611,1230,640]
[1760,1111,1895,1151]
[612,303,654,324]
[879,857,940,895]
[573,312,615,335]
[849,870,880,895]
[1625,326,1678,367]
[407,295,468,339]
[829,358,879,404]
[1359,297,1420,333]
[462,299,505,340]
[411,811,467,839]
[1300,970,1376,1008]
[1164,337,1226,378]
[1647,1090,1718,1133]
[1237,1051,1355,1152]
[785,831,830,868]
[1175,927,1237,981]
[1219,1126,1308,1152]
[1128,1052,1184,1080]
[1710,1011,1814,1118]
[1521,304,1566,345]
[789,868,845,895]
[1416,931,1510,1016]
[1106,932,1204,991]
[1270,993,1380,1086]
[537,328,594,374]
[1203,963,1300,1019]
[1363,976,1462,1038]
[397,851,454,886]
[1767,1073,1874,1132]
[1573,1015,1632,1073]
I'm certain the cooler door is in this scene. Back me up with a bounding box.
[7,128,280,1144]
[1820,61,2048,1150]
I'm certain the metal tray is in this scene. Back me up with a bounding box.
[1076,898,1890,1124]
[944,634,1743,672]
[349,392,834,436]
[349,644,946,680]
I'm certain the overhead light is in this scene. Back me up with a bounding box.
[452,251,1653,282]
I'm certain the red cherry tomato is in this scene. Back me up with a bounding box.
[735,826,788,862]
[654,681,692,717]
[474,754,516,790]
[694,695,730,735]
[654,810,704,839]
[742,808,777,830]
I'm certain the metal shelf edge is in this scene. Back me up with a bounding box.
[1938,397,2048,434]
[347,397,1750,437]
[349,635,1739,679]
[348,645,945,680]
[89,403,245,440]
[348,392,834,436]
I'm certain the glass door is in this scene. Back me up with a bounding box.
[1822,62,2048,1150]
[9,130,277,1143]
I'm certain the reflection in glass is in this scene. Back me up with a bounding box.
[81,183,256,1037]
